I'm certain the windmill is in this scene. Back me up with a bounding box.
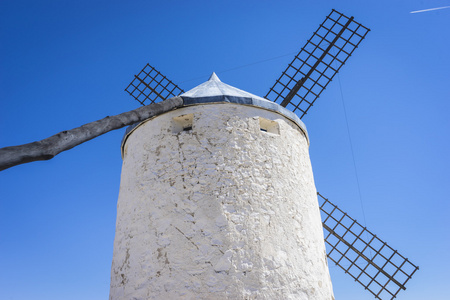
[123,9,418,300]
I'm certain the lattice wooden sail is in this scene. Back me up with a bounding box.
[318,193,419,300]
[265,9,370,118]
[125,63,184,105]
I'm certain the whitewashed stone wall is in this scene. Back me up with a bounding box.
[110,103,334,299]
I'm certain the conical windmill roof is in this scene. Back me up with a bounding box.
[181,73,306,136]
[181,72,266,101]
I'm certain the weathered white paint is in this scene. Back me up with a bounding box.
[110,103,334,299]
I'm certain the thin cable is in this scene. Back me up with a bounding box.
[336,73,368,228]
[179,51,297,84]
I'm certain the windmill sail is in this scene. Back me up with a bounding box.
[318,193,419,300]
[265,9,370,118]
[125,63,184,105]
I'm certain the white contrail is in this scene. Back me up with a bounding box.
[410,6,450,13]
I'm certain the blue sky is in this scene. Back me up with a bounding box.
[1,1,449,299]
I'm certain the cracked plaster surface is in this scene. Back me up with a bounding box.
[110,103,334,300]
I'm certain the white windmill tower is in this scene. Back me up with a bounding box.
[112,9,418,300]
[111,73,334,299]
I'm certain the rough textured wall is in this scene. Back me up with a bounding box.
[110,103,334,300]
